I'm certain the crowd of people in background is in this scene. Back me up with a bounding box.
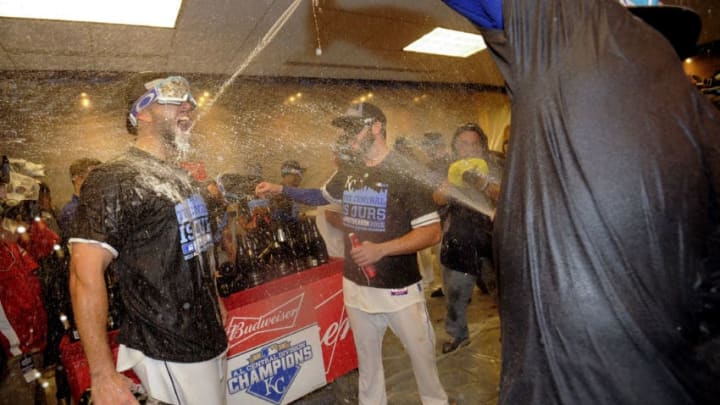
[0,157,88,404]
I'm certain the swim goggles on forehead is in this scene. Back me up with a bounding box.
[128,76,197,127]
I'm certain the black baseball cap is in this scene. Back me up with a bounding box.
[422,132,444,146]
[331,102,387,129]
[281,160,306,176]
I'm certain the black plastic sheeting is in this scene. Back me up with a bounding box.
[446,1,720,404]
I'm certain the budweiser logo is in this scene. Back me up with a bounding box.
[314,288,351,369]
[320,312,351,348]
[226,294,304,349]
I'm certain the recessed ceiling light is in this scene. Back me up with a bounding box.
[403,27,486,58]
[0,0,183,28]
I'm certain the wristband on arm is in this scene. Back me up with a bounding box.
[442,0,504,30]
[282,186,329,206]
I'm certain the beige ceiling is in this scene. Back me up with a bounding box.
[0,0,718,86]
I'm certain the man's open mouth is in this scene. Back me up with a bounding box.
[177,117,192,132]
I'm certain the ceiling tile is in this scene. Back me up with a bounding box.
[0,18,92,53]
[86,25,174,57]
[0,0,716,85]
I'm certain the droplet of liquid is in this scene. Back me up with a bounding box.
[315,47,322,56]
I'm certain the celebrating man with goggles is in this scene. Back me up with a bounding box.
[128,76,198,155]
[69,75,228,405]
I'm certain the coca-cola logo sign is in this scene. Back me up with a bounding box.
[226,294,304,350]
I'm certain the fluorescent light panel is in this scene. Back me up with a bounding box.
[404,27,486,58]
[0,0,183,28]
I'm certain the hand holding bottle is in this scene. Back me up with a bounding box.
[448,158,489,189]
[461,169,489,191]
[348,233,377,279]
[83,371,142,405]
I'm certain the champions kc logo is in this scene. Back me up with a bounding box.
[223,269,352,403]
[228,341,314,404]
[225,292,323,404]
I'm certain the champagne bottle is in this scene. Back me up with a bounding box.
[60,312,80,342]
[301,220,319,268]
[276,225,300,274]
[282,223,306,271]
[264,226,293,278]
[244,236,264,288]
[308,217,329,265]
[216,262,236,297]
[71,327,81,342]
[79,388,92,405]
[289,221,310,270]
[80,385,148,404]
[233,235,250,292]
[256,229,278,283]
[348,233,377,278]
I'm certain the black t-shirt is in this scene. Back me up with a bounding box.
[440,200,492,275]
[322,152,439,288]
[73,147,227,362]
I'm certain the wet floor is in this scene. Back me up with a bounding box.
[293,287,502,405]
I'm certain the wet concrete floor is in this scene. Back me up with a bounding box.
[293,287,502,405]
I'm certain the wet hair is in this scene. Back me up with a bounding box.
[377,122,387,139]
[451,123,488,159]
[70,158,102,178]
[421,132,444,147]
[38,182,50,195]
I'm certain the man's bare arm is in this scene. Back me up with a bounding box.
[70,243,138,405]
[433,180,451,206]
[350,222,441,267]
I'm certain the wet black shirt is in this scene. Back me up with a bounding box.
[440,200,492,275]
[323,152,439,288]
[73,147,227,362]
